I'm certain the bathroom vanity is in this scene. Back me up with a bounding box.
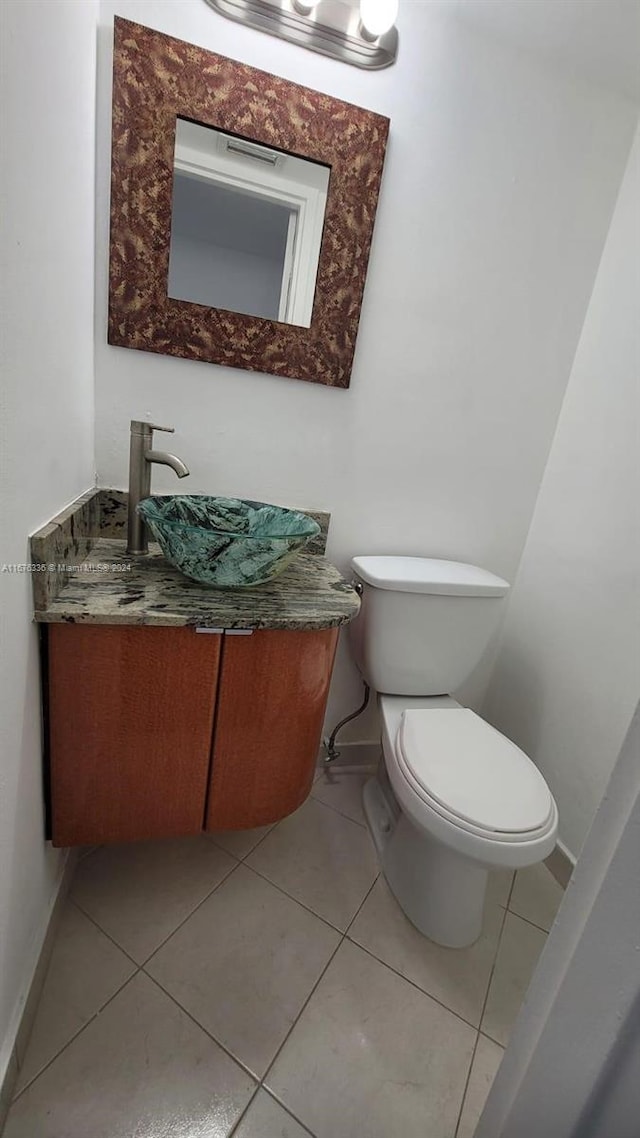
[31,490,359,847]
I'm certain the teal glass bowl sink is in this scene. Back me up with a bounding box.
[136,495,320,588]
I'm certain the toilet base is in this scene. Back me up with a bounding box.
[363,774,488,948]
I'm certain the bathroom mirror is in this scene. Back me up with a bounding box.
[108,18,389,388]
[169,119,330,327]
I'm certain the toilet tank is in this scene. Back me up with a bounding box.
[349,556,509,696]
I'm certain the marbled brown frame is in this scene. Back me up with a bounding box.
[108,17,389,388]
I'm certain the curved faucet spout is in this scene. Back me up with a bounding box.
[127,420,190,555]
[145,450,190,478]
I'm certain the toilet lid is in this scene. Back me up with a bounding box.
[397,709,553,835]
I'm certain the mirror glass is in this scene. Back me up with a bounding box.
[168,119,330,327]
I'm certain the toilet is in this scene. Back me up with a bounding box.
[349,555,558,948]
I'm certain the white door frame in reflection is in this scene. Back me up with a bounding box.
[170,118,330,327]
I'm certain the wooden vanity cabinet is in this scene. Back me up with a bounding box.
[47,625,222,846]
[206,629,339,831]
[46,623,338,847]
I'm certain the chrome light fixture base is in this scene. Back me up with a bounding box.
[204,0,399,70]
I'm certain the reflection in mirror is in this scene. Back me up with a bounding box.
[108,17,390,385]
[168,119,330,327]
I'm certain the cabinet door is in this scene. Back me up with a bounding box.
[205,627,339,831]
[48,625,221,846]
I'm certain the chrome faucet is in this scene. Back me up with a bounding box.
[127,420,190,555]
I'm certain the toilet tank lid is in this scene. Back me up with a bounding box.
[351,556,510,597]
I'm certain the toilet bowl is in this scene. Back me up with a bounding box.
[363,695,557,947]
[349,555,559,948]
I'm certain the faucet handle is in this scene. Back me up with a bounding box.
[130,419,175,436]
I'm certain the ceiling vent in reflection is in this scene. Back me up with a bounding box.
[224,137,281,166]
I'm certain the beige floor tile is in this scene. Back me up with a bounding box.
[15,904,135,1094]
[246,797,378,930]
[487,868,515,909]
[210,825,274,860]
[311,769,368,825]
[456,1034,504,1138]
[4,973,255,1138]
[509,862,564,931]
[147,864,340,1077]
[71,835,236,962]
[1,1049,18,1134]
[481,912,547,1046]
[232,1090,312,1137]
[266,939,476,1138]
[349,875,505,1026]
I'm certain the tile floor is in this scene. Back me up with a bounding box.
[3,769,564,1138]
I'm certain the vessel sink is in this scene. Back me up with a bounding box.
[136,494,320,587]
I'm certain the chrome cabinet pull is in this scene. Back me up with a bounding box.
[194,627,254,635]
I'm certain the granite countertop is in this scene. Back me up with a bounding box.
[31,489,360,631]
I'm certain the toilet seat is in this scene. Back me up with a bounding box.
[395,708,555,842]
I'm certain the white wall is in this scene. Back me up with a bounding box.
[168,233,283,321]
[0,0,97,1079]
[94,1,637,736]
[483,123,640,860]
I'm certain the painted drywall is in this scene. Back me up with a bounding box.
[94,1,637,737]
[483,122,640,859]
[168,231,284,321]
[0,0,97,1079]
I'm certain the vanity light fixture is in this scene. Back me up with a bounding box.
[359,0,398,39]
[204,0,399,69]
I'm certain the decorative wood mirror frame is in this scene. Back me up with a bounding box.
[108,17,389,389]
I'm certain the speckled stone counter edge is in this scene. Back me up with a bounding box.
[30,489,358,631]
[30,488,100,613]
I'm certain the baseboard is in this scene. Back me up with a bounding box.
[318,739,381,772]
[545,840,575,889]
[0,849,78,1128]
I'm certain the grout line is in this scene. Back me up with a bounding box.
[472,878,515,1052]
[10,970,141,1104]
[452,1029,480,1138]
[257,872,381,1121]
[226,1084,262,1138]
[452,882,514,1138]
[343,872,381,936]
[71,855,242,969]
[479,1025,507,1049]
[505,905,554,936]
[228,1087,317,1138]
[163,858,247,955]
[209,823,278,862]
[259,875,379,1085]
[136,859,244,966]
[141,972,259,1083]
[238,862,351,937]
[504,870,517,910]
[309,775,368,829]
[135,855,244,965]
[343,933,485,1037]
[68,899,141,968]
[252,1089,318,1137]
[305,791,368,830]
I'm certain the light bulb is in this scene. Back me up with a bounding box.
[359,0,398,38]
